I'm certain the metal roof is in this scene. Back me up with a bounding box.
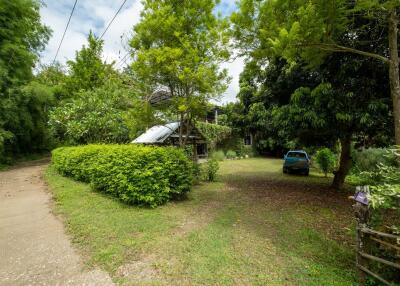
[132,122,180,144]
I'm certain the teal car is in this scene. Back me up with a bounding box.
[283,150,310,175]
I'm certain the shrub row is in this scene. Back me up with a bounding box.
[52,144,193,207]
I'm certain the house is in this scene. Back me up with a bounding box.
[132,122,208,159]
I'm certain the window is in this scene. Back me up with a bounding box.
[287,152,306,158]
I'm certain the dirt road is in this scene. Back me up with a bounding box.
[0,161,113,285]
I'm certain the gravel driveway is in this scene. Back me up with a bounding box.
[0,160,113,286]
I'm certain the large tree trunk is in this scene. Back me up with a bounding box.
[388,9,400,145]
[331,136,352,190]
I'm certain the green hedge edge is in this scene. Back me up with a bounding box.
[51,144,193,207]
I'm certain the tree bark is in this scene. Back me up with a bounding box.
[388,9,400,146]
[331,136,352,190]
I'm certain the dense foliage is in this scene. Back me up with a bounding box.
[206,158,219,182]
[351,148,400,285]
[44,33,159,146]
[352,148,400,212]
[49,82,131,145]
[0,0,52,163]
[352,148,398,173]
[226,150,237,159]
[211,150,225,161]
[65,32,115,95]
[196,122,231,150]
[130,0,230,146]
[315,148,336,177]
[232,0,400,146]
[231,0,394,188]
[52,145,193,207]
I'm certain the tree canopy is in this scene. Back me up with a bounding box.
[231,0,395,188]
[130,0,231,146]
[232,0,400,145]
[0,0,52,163]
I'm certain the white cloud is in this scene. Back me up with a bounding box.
[39,0,243,103]
[220,56,244,104]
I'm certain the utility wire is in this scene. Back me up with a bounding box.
[115,51,130,68]
[99,0,128,40]
[53,0,78,64]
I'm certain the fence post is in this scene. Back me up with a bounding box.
[353,187,371,286]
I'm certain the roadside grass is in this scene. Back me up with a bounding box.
[45,158,357,285]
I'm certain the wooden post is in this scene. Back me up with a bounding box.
[353,200,370,286]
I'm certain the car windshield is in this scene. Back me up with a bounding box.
[287,152,306,158]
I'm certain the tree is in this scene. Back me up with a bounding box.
[235,58,321,155]
[36,63,68,100]
[130,0,230,147]
[49,81,132,145]
[232,0,395,188]
[47,32,161,145]
[232,0,400,145]
[65,32,115,95]
[0,0,51,90]
[248,53,392,189]
[0,0,51,162]
[280,76,391,189]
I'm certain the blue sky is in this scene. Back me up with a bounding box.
[39,0,243,103]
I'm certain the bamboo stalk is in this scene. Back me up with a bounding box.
[358,251,400,270]
[357,264,391,285]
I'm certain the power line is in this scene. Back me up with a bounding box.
[52,0,78,64]
[99,0,128,40]
[115,51,130,68]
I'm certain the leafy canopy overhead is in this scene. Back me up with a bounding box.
[232,0,399,65]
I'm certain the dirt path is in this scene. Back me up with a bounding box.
[0,161,113,286]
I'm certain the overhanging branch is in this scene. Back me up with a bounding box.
[295,43,390,64]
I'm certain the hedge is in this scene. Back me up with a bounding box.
[51,144,193,207]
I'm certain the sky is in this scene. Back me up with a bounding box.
[39,0,244,103]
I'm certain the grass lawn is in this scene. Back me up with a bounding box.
[45,158,357,285]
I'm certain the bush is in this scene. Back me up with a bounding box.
[192,162,202,184]
[206,158,219,182]
[52,144,193,207]
[352,147,397,174]
[352,148,400,211]
[351,148,400,284]
[241,145,254,158]
[226,150,237,159]
[211,150,225,161]
[315,148,336,177]
[49,84,131,145]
